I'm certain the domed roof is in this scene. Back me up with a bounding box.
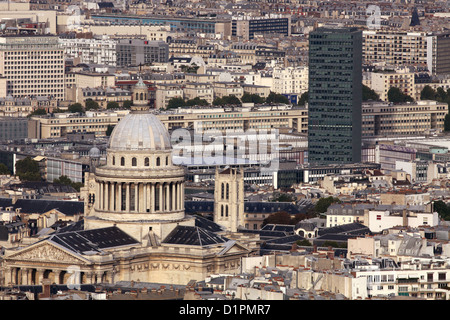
[108,112,171,151]
[88,146,101,158]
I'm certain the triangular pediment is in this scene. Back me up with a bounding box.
[5,241,90,265]
[218,240,251,256]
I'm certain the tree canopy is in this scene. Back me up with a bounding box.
[15,157,41,181]
[266,92,290,104]
[241,93,265,104]
[362,84,380,101]
[68,103,84,113]
[53,175,83,192]
[0,163,11,175]
[387,87,414,103]
[314,196,341,214]
[433,200,450,221]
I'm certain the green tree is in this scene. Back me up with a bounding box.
[262,211,292,226]
[122,100,133,109]
[68,103,84,113]
[387,87,414,103]
[266,92,290,104]
[362,85,379,101]
[167,97,186,109]
[444,114,450,132]
[15,157,41,181]
[298,91,309,106]
[106,124,115,136]
[185,97,209,106]
[27,108,47,117]
[106,101,120,109]
[53,175,83,192]
[296,239,312,246]
[420,85,437,100]
[241,93,265,104]
[85,99,100,111]
[271,193,295,202]
[433,200,450,220]
[314,196,341,214]
[0,163,11,175]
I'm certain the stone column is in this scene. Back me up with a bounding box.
[110,182,115,211]
[181,183,185,210]
[105,181,109,211]
[143,183,147,213]
[172,183,176,212]
[117,183,122,211]
[151,183,155,213]
[99,182,103,210]
[21,268,29,285]
[126,183,130,212]
[159,184,163,212]
[165,184,170,211]
[134,183,139,212]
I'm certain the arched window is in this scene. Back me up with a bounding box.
[121,157,125,166]
[221,183,224,199]
[225,205,229,217]
[112,156,115,165]
[221,205,224,217]
[156,157,160,166]
[144,157,149,166]
[135,93,139,100]
[166,157,169,166]
[132,157,137,166]
[140,92,144,100]
[226,183,229,200]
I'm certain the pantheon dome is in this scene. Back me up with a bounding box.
[108,112,171,151]
[83,79,192,242]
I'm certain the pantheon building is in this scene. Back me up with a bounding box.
[2,79,252,287]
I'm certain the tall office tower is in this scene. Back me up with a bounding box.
[308,27,363,165]
[0,35,65,100]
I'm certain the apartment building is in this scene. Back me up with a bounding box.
[212,82,244,99]
[59,35,117,66]
[183,83,214,104]
[272,66,308,95]
[363,30,428,67]
[232,16,291,40]
[116,39,169,67]
[80,23,171,42]
[28,105,307,139]
[363,30,450,75]
[0,35,65,100]
[154,83,184,110]
[361,100,447,137]
[0,96,57,117]
[363,70,415,101]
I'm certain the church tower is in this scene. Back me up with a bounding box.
[132,77,149,111]
[213,167,244,232]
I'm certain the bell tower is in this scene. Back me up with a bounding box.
[132,77,149,111]
[214,167,245,232]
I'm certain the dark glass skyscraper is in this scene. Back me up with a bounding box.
[308,27,363,165]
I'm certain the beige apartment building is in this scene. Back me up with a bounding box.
[363,30,428,67]
[362,100,447,137]
[183,83,214,104]
[154,83,184,109]
[272,66,308,95]
[213,82,244,99]
[363,70,415,101]
[28,105,308,139]
[0,35,65,100]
